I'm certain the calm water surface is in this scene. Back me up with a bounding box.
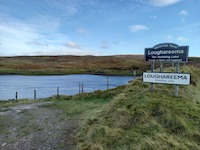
[0,74,133,100]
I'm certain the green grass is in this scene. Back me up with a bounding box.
[77,66,200,150]
[0,116,5,133]
[0,99,46,107]
[46,86,126,117]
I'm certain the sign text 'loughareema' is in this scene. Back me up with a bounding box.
[145,43,189,63]
[143,72,191,85]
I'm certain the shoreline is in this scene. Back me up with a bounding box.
[0,72,140,76]
[0,74,134,101]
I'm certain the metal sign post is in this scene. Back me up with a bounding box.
[143,43,190,96]
[150,62,155,91]
[160,63,163,72]
[175,63,179,96]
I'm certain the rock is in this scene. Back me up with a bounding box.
[2,143,7,147]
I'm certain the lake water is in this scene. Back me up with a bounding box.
[0,74,133,100]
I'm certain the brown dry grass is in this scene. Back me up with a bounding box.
[0,55,147,75]
[1,55,199,75]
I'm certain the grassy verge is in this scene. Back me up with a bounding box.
[77,66,200,149]
[0,86,126,138]
[0,116,4,133]
[0,99,46,107]
[45,85,126,117]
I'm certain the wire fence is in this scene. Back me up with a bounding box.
[14,82,110,100]
[0,75,134,101]
[2,82,125,100]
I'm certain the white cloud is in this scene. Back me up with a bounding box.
[179,10,188,16]
[0,24,67,56]
[0,14,98,56]
[0,22,42,56]
[179,10,188,23]
[29,48,98,56]
[130,25,149,32]
[66,41,80,49]
[26,41,49,47]
[150,0,182,7]
[177,36,189,42]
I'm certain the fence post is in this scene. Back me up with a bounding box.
[107,76,109,90]
[79,83,81,94]
[16,92,18,100]
[82,83,84,94]
[34,90,36,99]
[57,87,59,96]
[134,70,137,77]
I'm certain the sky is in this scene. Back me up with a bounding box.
[0,0,200,56]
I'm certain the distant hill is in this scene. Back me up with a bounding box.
[0,55,199,75]
[0,55,147,75]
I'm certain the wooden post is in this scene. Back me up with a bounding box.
[57,87,59,96]
[160,63,163,72]
[16,92,18,100]
[82,83,84,94]
[79,83,81,94]
[107,76,109,90]
[150,62,155,91]
[133,70,136,77]
[175,63,179,96]
[34,90,36,100]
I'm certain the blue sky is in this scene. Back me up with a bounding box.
[0,0,199,56]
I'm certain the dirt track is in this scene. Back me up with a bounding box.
[0,101,78,150]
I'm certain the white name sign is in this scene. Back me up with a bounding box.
[143,72,191,85]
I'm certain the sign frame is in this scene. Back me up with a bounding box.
[143,72,191,85]
[144,43,189,63]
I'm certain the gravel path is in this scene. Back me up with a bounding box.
[0,101,78,150]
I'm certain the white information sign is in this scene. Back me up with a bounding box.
[143,72,191,85]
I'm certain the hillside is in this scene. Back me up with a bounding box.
[0,55,200,76]
[0,55,147,75]
[77,66,200,149]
